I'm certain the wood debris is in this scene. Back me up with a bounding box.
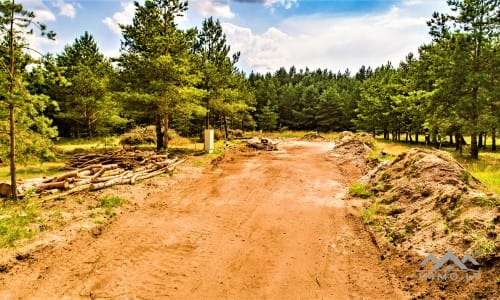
[246,137,278,151]
[0,150,185,199]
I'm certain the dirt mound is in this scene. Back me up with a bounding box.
[302,132,325,141]
[328,134,376,178]
[330,139,372,157]
[357,148,499,299]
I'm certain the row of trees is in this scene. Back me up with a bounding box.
[248,0,498,159]
[0,0,498,197]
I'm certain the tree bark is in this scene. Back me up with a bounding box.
[223,114,229,140]
[8,5,17,200]
[470,134,479,159]
[492,128,496,151]
[163,111,169,149]
[155,114,164,151]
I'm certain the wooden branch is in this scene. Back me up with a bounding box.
[36,181,69,192]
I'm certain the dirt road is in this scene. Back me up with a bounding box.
[0,141,404,299]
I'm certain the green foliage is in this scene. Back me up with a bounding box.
[117,0,204,149]
[361,205,379,225]
[257,100,278,131]
[0,200,39,247]
[99,195,127,209]
[0,0,57,198]
[119,126,156,146]
[460,171,471,183]
[349,182,373,198]
[46,32,128,138]
[99,195,127,217]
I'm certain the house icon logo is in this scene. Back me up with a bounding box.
[417,251,480,282]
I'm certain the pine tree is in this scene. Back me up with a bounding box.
[0,0,55,199]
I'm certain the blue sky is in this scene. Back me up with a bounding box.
[22,0,450,73]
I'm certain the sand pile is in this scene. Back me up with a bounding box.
[328,132,376,178]
[362,148,498,255]
[351,147,498,298]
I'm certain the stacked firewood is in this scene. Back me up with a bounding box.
[0,150,185,199]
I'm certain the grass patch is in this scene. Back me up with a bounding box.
[0,200,40,248]
[99,196,127,208]
[455,152,500,195]
[98,195,127,217]
[361,205,379,225]
[55,137,120,152]
[473,235,495,255]
[349,182,373,198]
[0,162,66,181]
[470,196,499,208]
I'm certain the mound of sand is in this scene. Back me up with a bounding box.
[328,133,377,178]
[363,149,498,254]
[301,132,325,141]
[330,139,372,157]
[357,148,499,298]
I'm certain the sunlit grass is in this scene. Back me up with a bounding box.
[55,137,121,152]
[455,152,500,195]
[0,162,66,182]
[0,199,40,248]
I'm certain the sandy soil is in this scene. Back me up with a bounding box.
[0,140,405,299]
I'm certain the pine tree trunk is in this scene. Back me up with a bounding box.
[478,132,483,149]
[9,103,16,199]
[163,113,169,149]
[492,128,496,151]
[205,96,210,129]
[155,114,164,151]
[470,134,479,159]
[449,134,453,145]
[223,115,229,140]
[8,6,17,200]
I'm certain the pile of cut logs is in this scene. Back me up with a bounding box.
[0,150,184,199]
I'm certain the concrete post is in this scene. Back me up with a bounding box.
[204,129,214,154]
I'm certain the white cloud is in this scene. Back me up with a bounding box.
[222,1,449,73]
[21,0,56,21]
[102,1,137,35]
[191,0,235,18]
[264,0,297,10]
[53,0,76,19]
[223,23,290,71]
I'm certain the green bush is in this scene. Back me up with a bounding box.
[119,126,156,145]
